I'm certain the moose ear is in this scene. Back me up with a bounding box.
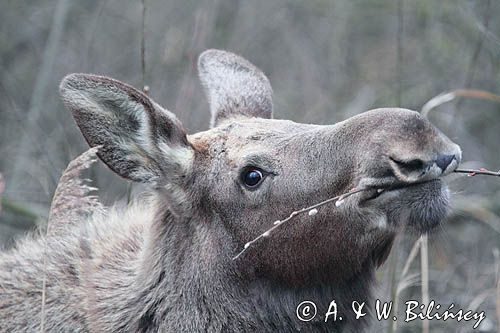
[59,74,193,185]
[198,49,273,127]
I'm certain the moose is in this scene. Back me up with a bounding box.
[0,50,461,332]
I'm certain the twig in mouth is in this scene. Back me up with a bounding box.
[454,168,500,177]
[232,187,367,260]
[233,167,500,260]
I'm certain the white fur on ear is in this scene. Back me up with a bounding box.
[198,49,273,127]
[60,73,193,187]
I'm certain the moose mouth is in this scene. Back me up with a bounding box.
[361,179,449,232]
[363,179,443,201]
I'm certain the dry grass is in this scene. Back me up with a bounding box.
[40,147,102,332]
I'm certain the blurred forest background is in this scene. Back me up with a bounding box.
[0,0,499,332]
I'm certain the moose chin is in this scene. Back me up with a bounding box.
[0,49,460,332]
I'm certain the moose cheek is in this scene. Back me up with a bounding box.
[389,180,450,233]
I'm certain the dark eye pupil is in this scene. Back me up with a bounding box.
[244,170,263,187]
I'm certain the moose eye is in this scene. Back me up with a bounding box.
[242,169,264,187]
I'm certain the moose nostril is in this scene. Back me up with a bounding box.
[390,157,425,174]
[435,154,455,171]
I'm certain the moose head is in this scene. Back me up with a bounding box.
[0,49,461,332]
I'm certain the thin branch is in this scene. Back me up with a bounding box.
[37,3,72,331]
[174,1,220,116]
[396,0,404,108]
[141,0,148,94]
[422,87,500,180]
[454,167,500,177]
[12,0,71,191]
[420,234,429,333]
[0,173,4,214]
[496,250,500,331]
[392,237,422,332]
[387,245,399,333]
[233,163,500,261]
[232,188,367,260]
[460,0,491,104]
[128,0,148,204]
[421,89,500,118]
[401,237,423,280]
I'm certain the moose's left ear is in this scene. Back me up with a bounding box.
[59,74,194,186]
[198,49,273,127]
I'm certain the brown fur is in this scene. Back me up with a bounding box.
[0,50,461,332]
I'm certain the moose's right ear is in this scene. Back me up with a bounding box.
[198,49,273,127]
[59,74,193,185]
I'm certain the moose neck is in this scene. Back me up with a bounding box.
[130,204,254,331]
[130,203,376,332]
